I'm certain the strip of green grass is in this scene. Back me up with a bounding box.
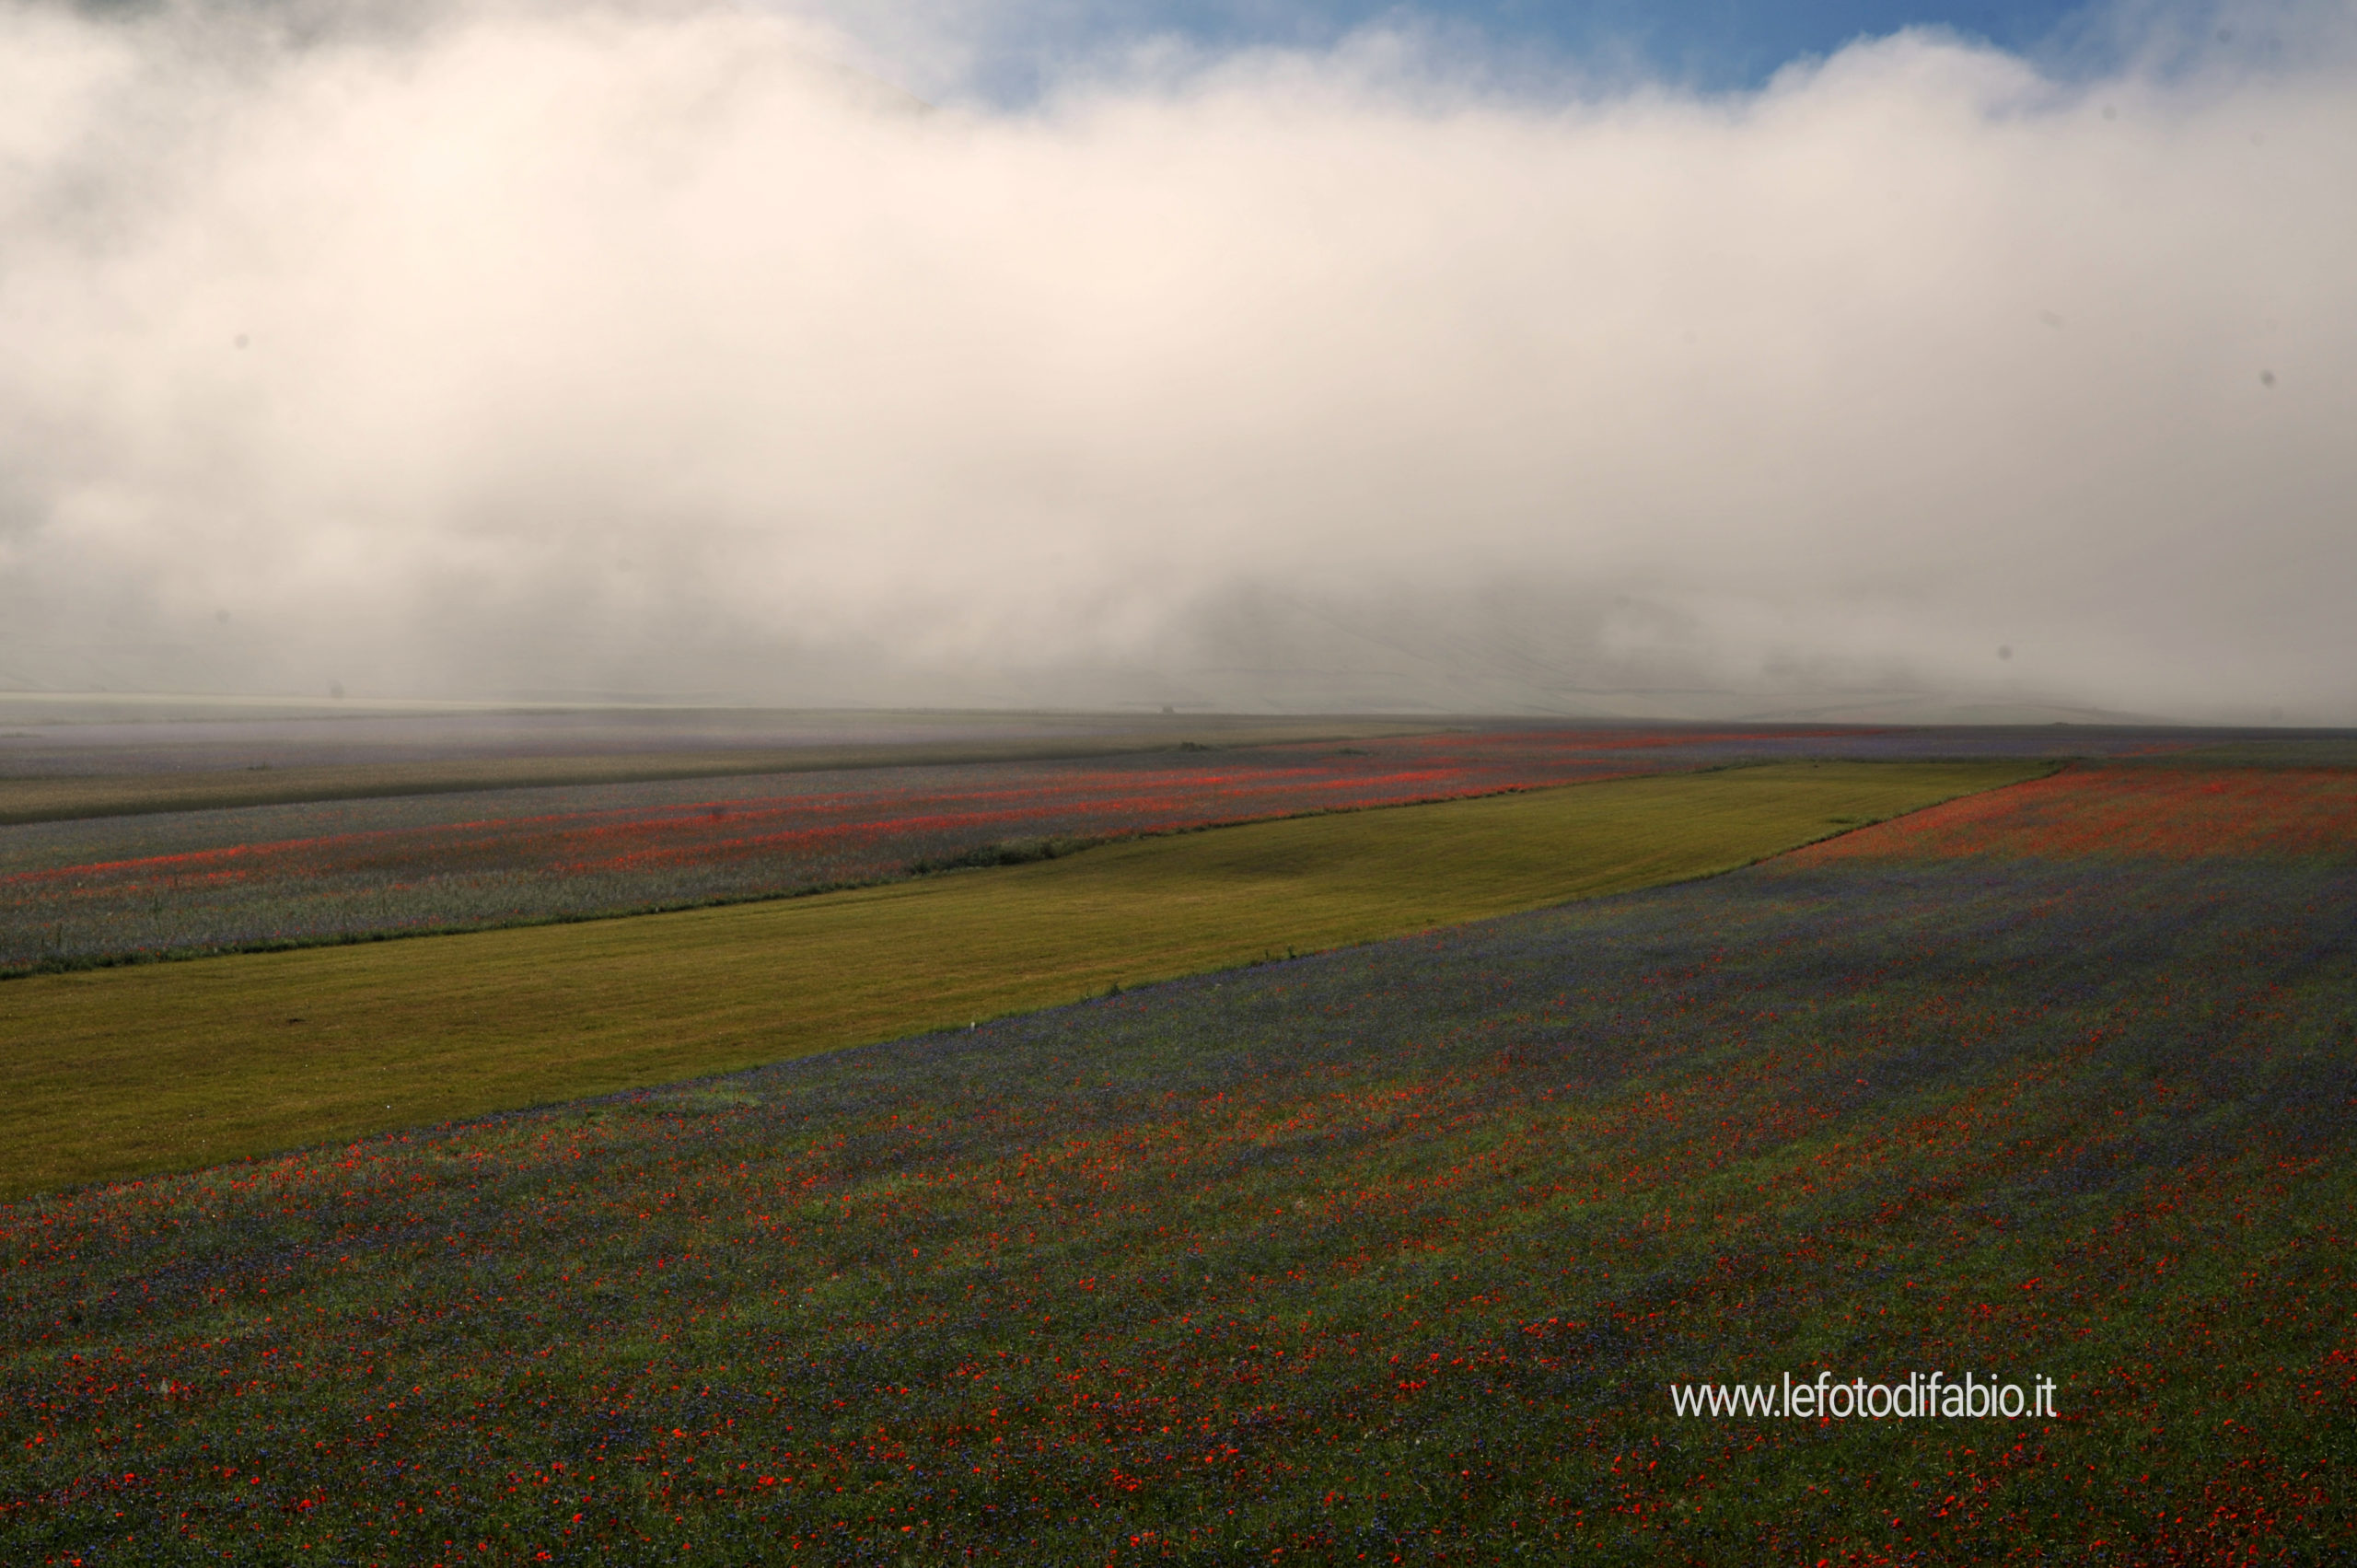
[0,760,2043,1198]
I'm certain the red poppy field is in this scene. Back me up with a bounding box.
[4,751,2351,1563]
[1784,761,2357,863]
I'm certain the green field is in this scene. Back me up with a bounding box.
[0,760,2041,1199]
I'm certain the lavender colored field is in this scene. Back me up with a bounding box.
[4,764,2351,1562]
[0,725,2203,973]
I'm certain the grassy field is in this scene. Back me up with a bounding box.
[0,760,2038,1198]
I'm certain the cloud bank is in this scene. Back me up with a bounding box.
[2,0,2352,719]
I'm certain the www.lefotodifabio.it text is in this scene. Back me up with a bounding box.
[1668,1372,2058,1420]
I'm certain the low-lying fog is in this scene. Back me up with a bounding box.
[2,0,2351,723]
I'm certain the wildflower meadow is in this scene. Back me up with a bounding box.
[5,756,2350,1562]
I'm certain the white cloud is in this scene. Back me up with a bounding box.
[1,0,2351,718]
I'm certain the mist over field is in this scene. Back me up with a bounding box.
[1,0,2351,721]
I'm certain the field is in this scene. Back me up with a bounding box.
[0,761,2033,1198]
[0,716,1450,829]
[0,723,2126,975]
[3,729,2351,1564]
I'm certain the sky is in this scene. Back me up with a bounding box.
[1,0,2351,723]
[842,0,2109,103]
